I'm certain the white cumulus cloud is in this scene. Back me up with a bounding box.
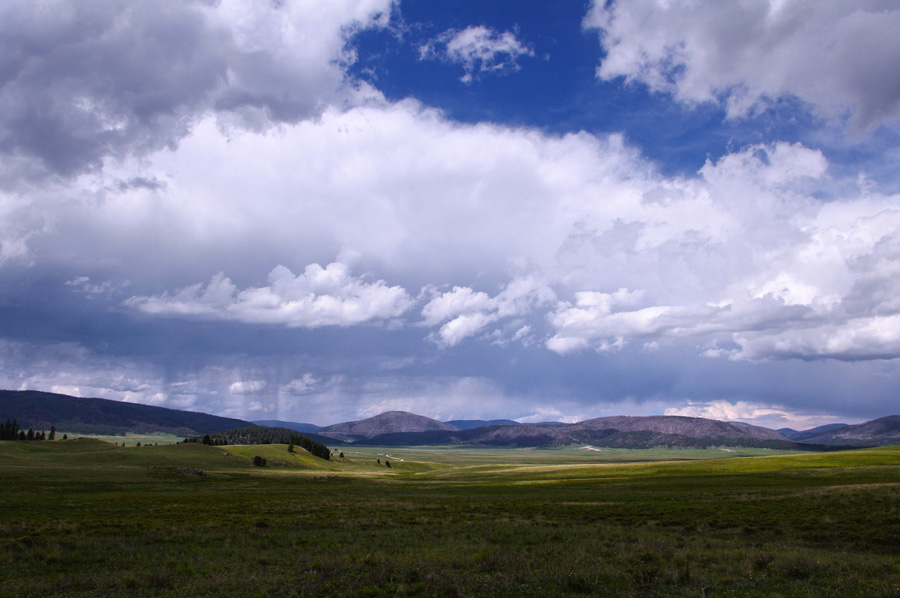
[127,260,412,328]
[422,276,555,347]
[420,25,534,83]
[584,0,900,131]
[665,399,847,430]
[545,141,900,362]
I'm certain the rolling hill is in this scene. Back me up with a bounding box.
[789,416,900,446]
[778,423,849,441]
[317,411,457,441]
[312,411,807,449]
[575,415,787,441]
[349,417,808,449]
[0,390,251,435]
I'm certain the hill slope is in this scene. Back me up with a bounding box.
[0,390,251,435]
[574,415,787,442]
[446,419,520,430]
[795,416,900,446]
[253,420,321,434]
[354,416,814,449]
[317,411,458,441]
[778,423,849,441]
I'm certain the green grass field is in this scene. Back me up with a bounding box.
[1,440,899,597]
[56,431,185,445]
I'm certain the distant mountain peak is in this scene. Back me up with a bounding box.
[317,411,457,441]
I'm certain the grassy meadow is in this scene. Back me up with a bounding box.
[57,431,185,446]
[1,440,899,597]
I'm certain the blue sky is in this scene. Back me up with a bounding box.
[1,0,900,428]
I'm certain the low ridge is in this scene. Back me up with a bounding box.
[0,390,251,435]
[253,420,321,434]
[446,419,520,430]
[575,415,787,441]
[794,416,900,446]
[317,411,458,441]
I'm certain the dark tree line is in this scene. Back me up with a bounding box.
[288,434,330,460]
[1,420,55,441]
[183,426,331,461]
[200,434,229,446]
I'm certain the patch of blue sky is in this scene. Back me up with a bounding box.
[348,1,871,180]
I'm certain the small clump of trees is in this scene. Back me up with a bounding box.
[1,420,55,441]
[184,427,331,461]
[288,434,330,460]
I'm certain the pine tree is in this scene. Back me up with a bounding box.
[49,425,56,441]
[2,419,20,441]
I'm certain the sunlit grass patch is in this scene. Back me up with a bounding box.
[1,441,899,596]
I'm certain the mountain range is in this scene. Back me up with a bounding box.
[3,390,900,449]
[313,412,805,450]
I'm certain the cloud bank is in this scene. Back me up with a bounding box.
[102,115,900,366]
[128,260,412,328]
[585,0,900,130]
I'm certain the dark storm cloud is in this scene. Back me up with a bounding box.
[1,2,224,178]
[0,0,379,183]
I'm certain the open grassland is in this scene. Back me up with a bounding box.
[57,431,185,445]
[1,440,899,597]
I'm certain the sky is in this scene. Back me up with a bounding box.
[1,0,900,429]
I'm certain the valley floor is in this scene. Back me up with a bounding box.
[1,440,899,597]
